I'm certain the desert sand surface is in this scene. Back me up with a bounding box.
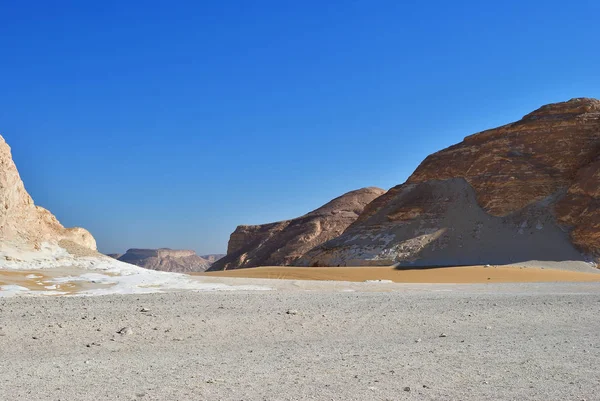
[2,265,599,298]
[201,265,600,283]
[1,283,599,401]
[0,265,272,297]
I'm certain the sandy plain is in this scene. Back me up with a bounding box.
[200,264,600,283]
[1,264,600,400]
[1,281,600,400]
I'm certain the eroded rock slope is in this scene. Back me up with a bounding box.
[208,187,385,270]
[298,98,600,268]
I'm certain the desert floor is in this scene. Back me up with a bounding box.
[200,264,600,283]
[1,279,600,400]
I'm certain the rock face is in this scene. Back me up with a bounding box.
[208,187,386,270]
[298,98,600,267]
[0,135,97,254]
[117,248,213,272]
[201,254,225,264]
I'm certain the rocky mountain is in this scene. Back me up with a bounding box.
[108,250,224,272]
[201,254,225,264]
[0,134,254,296]
[117,248,214,272]
[298,98,600,268]
[0,133,221,275]
[208,187,386,270]
[0,135,98,260]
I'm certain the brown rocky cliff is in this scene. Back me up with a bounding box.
[409,97,600,216]
[300,98,600,267]
[208,187,385,270]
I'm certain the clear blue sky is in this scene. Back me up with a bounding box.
[1,1,598,254]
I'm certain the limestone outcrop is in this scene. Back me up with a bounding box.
[298,98,600,268]
[0,135,97,254]
[208,187,385,270]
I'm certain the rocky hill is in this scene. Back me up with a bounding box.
[298,98,600,268]
[117,248,214,272]
[0,135,98,260]
[0,133,221,276]
[208,187,385,270]
[201,254,225,263]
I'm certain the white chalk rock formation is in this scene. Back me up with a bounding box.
[0,135,97,258]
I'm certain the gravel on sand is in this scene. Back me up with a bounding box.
[1,283,599,400]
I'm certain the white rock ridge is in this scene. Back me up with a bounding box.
[0,135,270,295]
[0,135,96,253]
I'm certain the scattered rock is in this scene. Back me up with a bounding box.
[286,310,299,315]
[117,327,133,335]
[439,333,447,338]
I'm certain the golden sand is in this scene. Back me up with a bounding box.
[199,265,600,283]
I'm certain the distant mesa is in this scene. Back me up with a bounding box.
[116,248,222,273]
[208,187,386,271]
